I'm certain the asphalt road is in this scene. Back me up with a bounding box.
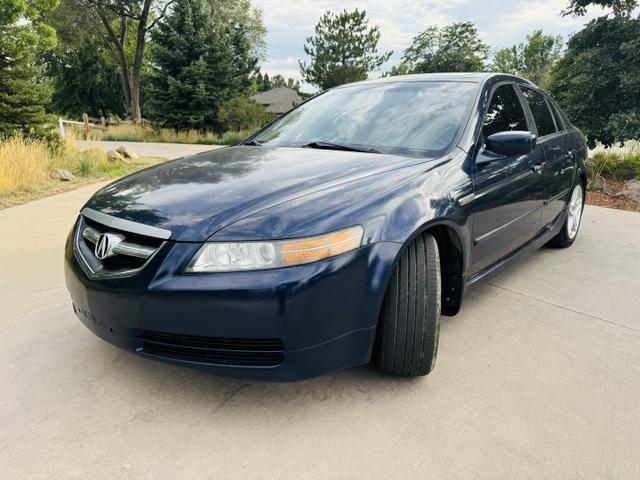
[77,140,224,159]
[1,184,639,479]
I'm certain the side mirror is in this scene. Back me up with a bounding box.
[484,131,536,157]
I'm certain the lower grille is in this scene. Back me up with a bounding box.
[137,330,284,367]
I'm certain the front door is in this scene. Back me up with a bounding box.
[470,83,545,275]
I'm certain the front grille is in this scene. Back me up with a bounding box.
[137,330,285,367]
[74,214,165,278]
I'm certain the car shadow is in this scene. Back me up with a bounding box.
[96,338,430,418]
[82,245,558,417]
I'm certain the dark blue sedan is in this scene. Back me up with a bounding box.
[65,73,588,381]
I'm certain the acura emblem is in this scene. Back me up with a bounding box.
[94,233,122,260]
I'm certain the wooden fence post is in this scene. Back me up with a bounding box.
[58,117,65,138]
[82,113,90,139]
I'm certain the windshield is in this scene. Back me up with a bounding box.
[252,81,478,157]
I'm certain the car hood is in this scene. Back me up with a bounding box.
[85,146,428,241]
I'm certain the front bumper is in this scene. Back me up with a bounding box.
[65,226,401,382]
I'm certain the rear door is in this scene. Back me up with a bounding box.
[470,83,546,275]
[519,86,575,227]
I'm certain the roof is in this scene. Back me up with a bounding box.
[334,72,536,89]
[249,87,303,114]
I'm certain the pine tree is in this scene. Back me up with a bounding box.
[148,0,263,130]
[0,0,58,134]
[262,73,271,91]
[299,9,392,90]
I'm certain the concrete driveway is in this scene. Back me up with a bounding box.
[1,185,639,479]
[77,140,224,159]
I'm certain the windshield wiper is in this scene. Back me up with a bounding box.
[301,141,380,154]
[244,139,263,146]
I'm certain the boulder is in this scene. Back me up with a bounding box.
[49,168,75,181]
[107,149,125,162]
[115,145,140,160]
[614,179,640,203]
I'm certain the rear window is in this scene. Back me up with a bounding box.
[521,87,557,137]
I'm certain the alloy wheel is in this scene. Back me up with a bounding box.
[567,185,584,240]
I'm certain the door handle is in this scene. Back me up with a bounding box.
[532,164,544,174]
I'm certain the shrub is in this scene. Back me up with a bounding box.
[216,97,272,133]
[213,129,254,145]
[587,151,640,183]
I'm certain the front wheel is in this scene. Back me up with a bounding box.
[375,233,441,377]
[548,182,584,248]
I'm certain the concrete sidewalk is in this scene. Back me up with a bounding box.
[1,186,639,479]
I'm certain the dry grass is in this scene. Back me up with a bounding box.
[87,124,252,145]
[0,133,163,209]
[0,178,99,209]
[0,136,53,195]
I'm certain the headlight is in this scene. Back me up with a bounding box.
[185,225,364,273]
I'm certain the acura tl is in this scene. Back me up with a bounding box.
[65,73,587,381]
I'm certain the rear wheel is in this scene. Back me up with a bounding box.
[376,233,441,377]
[548,182,584,248]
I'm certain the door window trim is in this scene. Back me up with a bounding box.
[546,97,567,132]
[479,81,534,144]
[517,85,562,140]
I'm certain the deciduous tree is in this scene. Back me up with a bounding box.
[58,0,178,123]
[549,15,640,147]
[43,3,125,117]
[390,22,489,75]
[270,74,300,91]
[491,30,563,88]
[562,0,638,16]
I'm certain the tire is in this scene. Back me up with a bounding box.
[548,182,585,248]
[376,233,441,377]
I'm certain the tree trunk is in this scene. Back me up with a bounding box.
[94,0,164,123]
[120,72,132,117]
[118,16,132,116]
[129,0,152,124]
[129,76,142,123]
[97,10,132,116]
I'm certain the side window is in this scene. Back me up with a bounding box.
[521,87,557,137]
[483,84,529,139]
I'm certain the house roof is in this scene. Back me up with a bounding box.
[249,87,303,114]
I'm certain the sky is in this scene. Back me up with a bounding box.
[252,0,609,91]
